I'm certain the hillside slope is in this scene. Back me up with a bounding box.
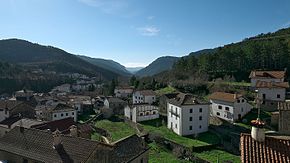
[0,39,118,79]
[135,56,179,77]
[77,55,131,76]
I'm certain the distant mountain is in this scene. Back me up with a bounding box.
[77,55,131,76]
[135,56,179,77]
[0,39,118,80]
[126,67,144,74]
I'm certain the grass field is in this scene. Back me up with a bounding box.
[149,142,191,163]
[235,108,271,129]
[94,120,137,142]
[141,119,220,148]
[155,86,177,95]
[193,149,241,163]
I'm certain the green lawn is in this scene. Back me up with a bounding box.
[155,86,177,95]
[94,120,137,142]
[149,142,191,163]
[193,149,241,163]
[235,108,271,129]
[141,119,220,148]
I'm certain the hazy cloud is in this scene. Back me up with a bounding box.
[282,21,290,28]
[78,0,129,14]
[124,62,148,67]
[138,26,160,36]
[147,16,155,20]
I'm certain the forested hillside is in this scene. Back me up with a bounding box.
[169,27,290,82]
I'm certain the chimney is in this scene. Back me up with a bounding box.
[52,129,62,149]
[234,93,237,99]
[251,118,265,142]
[69,125,78,137]
[253,70,256,77]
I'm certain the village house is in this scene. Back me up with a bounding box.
[278,102,290,135]
[256,81,289,111]
[114,86,134,98]
[68,95,94,114]
[41,103,77,122]
[104,97,127,115]
[0,127,149,163]
[133,90,156,104]
[249,70,286,88]
[124,104,159,123]
[0,100,35,122]
[209,92,252,122]
[159,93,179,116]
[0,115,44,137]
[14,89,34,101]
[167,93,209,136]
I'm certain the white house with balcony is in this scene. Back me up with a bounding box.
[256,81,289,111]
[249,70,286,88]
[209,92,252,122]
[167,93,209,136]
[124,104,159,123]
[133,90,156,104]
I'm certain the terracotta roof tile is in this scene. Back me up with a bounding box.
[256,81,289,89]
[240,133,290,163]
[209,92,243,103]
[249,70,286,79]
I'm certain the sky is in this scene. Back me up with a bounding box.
[0,0,290,67]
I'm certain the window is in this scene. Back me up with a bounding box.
[54,114,57,118]
[218,105,222,109]
[277,94,281,98]
[237,100,240,103]
[72,112,74,115]
[271,102,274,105]
[139,112,144,116]
[61,113,64,117]
[140,158,143,163]
[217,112,220,116]
[199,116,202,120]
[23,159,28,163]
[225,107,229,111]
[190,109,193,113]
[175,124,177,128]
[152,97,155,100]
[199,108,202,112]
[189,117,193,121]
[5,108,8,115]
[189,126,192,130]
[242,99,245,103]
[241,108,244,112]
[199,125,202,129]
[175,108,178,114]
[0,109,3,111]
[66,113,68,116]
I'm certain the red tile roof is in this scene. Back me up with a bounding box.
[209,92,243,103]
[31,117,75,133]
[240,133,290,163]
[256,81,289,89]
[249,70,286,79]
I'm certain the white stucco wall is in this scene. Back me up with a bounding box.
[167,103,209,136]
[52,110,77,122]
[210,97,252,122]
[258,88,286,101]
